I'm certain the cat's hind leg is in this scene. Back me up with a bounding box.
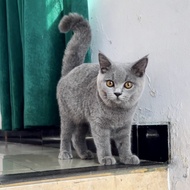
[59,118,75,160]
[72,123,94,160]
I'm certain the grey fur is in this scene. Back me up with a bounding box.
[58,13,91,76]
[57,13,148,165]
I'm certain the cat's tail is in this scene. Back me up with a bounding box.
[58,13,91,77]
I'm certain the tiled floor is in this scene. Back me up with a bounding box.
[0,142,99,175]
[0,141,168,189]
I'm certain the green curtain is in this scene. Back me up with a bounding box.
[0,0,90,131]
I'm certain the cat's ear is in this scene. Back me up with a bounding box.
[131,55,148,77]
[98,52,111,73]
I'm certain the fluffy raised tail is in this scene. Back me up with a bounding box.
[58,13,91,77]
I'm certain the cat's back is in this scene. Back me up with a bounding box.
[57,63,99,97]
[57,63,99,121]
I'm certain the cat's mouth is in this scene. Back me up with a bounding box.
[100,91,123,105]
[114,97,122,103]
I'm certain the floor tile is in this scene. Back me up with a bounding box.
[0,159,35,175]
[0,142,57,156]
[0,142,100,174]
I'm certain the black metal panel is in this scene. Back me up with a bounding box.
[137,124,169,163]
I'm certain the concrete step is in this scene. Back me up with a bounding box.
[0,165,168,190]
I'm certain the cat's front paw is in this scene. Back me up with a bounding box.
[80,150,94,160]
[58,151,73,160]
[99,156,116,165]
[120,155,140,165]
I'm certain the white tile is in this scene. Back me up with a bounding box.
[0,142,100,174]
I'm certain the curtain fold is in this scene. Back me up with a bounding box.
[6,0,24,130]
[23,0,64,128]
[0,0,12,130]
[0,0,90,130]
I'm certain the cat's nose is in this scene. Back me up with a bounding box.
[114,92,122,97]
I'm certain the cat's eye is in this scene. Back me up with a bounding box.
[106,80,114,87]
[124,81,133,89]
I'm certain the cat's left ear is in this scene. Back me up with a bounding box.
[98,52,111,74]
[131,55,148,77]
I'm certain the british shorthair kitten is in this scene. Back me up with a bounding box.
[57,13,148,165]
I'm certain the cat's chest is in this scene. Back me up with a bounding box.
[95,109,132,129]
[107,113,129,128]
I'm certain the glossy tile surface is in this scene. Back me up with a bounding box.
[0,142,99,175]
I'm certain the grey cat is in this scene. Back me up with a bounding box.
[57,13,148,165]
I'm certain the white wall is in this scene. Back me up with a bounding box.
[88,0,190,189]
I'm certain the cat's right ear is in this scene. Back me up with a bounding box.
[98,52,111,73]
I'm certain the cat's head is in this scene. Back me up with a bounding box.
[97,53,148,109]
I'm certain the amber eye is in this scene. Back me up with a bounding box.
[106,80,114,87]
[124,81,133,89]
